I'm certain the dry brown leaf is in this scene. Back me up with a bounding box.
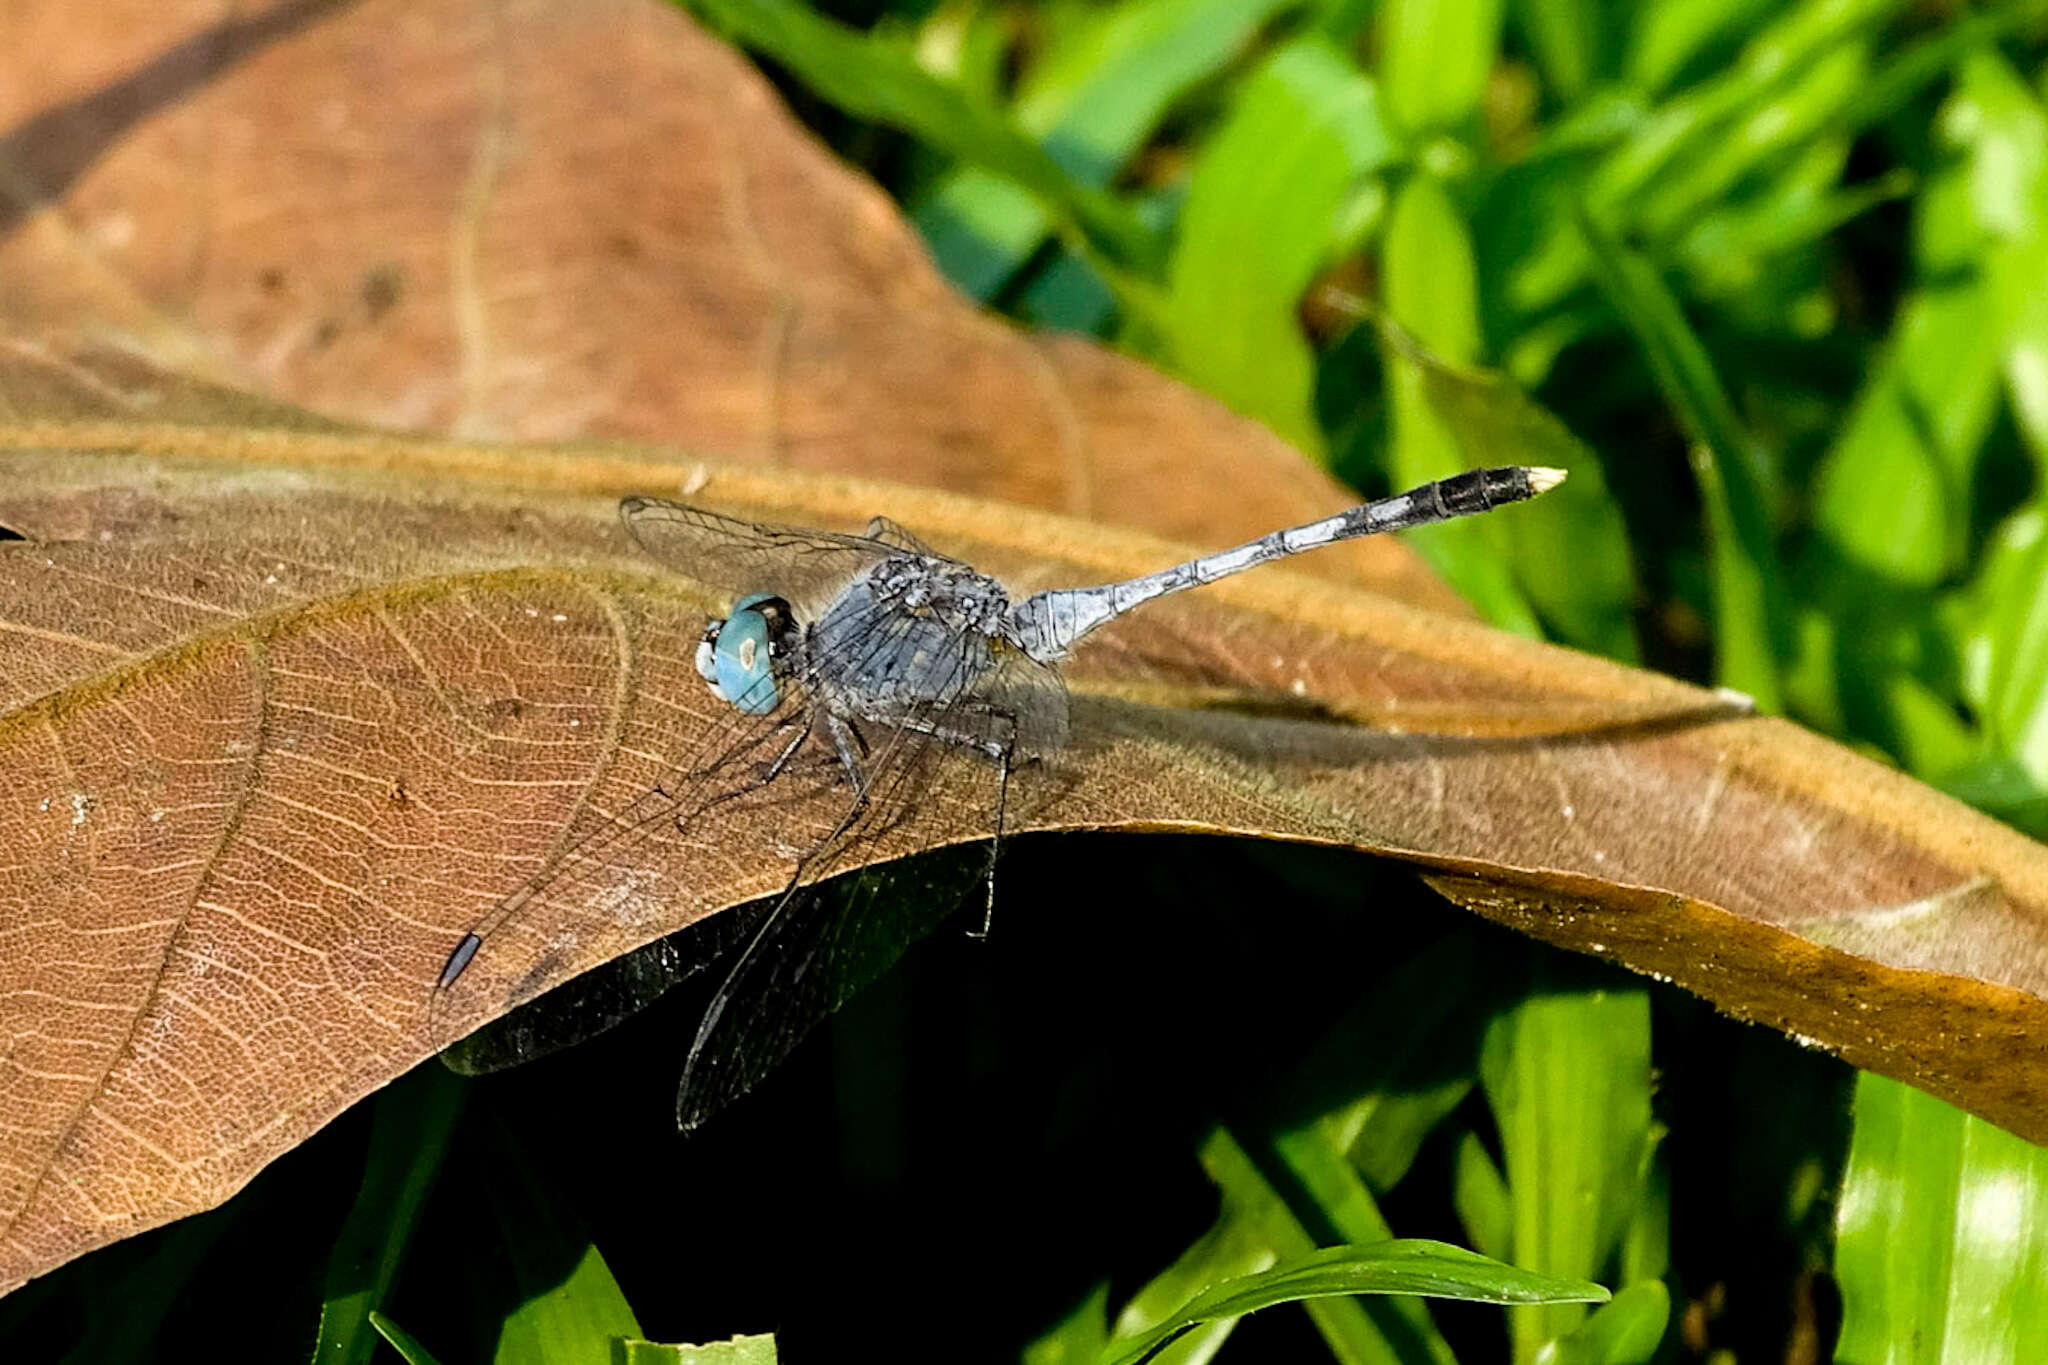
[0,0,1467,614]
[3,357,2048,1293]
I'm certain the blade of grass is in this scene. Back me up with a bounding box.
[1510,0,1603,103]
[1381,176,1543,636]
[1265,932,1487,1194]
[617,1335,781,1363]
[1453,1133,1513,1265]
[478,1126,643,1365]
[1834,1073,2048,1364]
[1103,1242,1609,1365]
[1575,207,1784,709]
[1368,315,1639,658]
[1378,0,1505,134]
[1201,1126,1448,1365]
[1026,1284,1112,1365]
[1534,1281,1670,1365]
[912,0,1301,299]
[1479,962,1654,1365]
[370,1310,449,1365]
[1164,36,1398,453]
[674,0,1159,271]
[1105,1213,1275,1365]
[314,1065,467,1365]
[1809,50,2045,589]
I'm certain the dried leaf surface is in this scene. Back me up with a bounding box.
[0,0,1465,612]
[3,387,2048,1293]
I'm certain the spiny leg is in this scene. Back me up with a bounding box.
[824,710,872,813]
[885,705,1020,938]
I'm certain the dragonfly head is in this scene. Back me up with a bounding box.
[696,593,793,715]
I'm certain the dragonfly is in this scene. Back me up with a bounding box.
[432,464,1565,1129]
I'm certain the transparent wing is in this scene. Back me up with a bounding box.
[621,498,951,612]
[861,515,941,557]
[437,907,756,1074]
[426,672,833,1061]
[429,577,1022,1106]
[671,620,1038,1130]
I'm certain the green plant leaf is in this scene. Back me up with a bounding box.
[1165,36,1397,453]
[1835,1073,2048,1365]
[1480,965,1654,1364]
[1453,1133,1513,1266]
[1026,1284,1113,1365]
[1103,1215,1272,1365]
[1201,1127,1453,1365]
[913,0,1300,299]
[313,1066,466,1365]
[676,0,1158,270]
[1102,1242,1609,1365]
[618,1334,780,1363]
[370,1311,449,1365]
[479,1129,643,1365]
[1377,0,1504,135]
[1534,1281,1670,1365]
[1381,176,1543,636]
[1576,208,1784,708]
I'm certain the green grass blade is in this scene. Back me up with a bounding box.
[675,0,1158,271]
[914,0,1301,298]
[1378,0,1505,134]
[1962,509,2048,784]
[1201,1126,1446,1365]
[1576,208,1784,708]
[618,1334,781,1363]
[313,1065,466,1365]
[1381,177,1543,636]
[1267,933,1486,1195]
[1479,967,1654,1365]
[1102,1242,1609,1365]
[1372,317,1639,658]
[1624,0,1777,95]
[1810,50,2048,589]
[476,1127,643,1365]
[1454,1133,1514,1265]
[1536,1281,1670,1365]
[1509,0,1603,103]
[1164,36,1397,453]
[370,1311,449,1365]
[494,1243,642,1365]
[1834,1073,2048,1364]
[1027,1284,1113,1365]
[1104,1213,1274,1365]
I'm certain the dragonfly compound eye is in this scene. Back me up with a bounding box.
[708,593,783,714]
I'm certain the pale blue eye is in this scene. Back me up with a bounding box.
[710,593,781,714]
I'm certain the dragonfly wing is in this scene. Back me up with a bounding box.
[622,498,924,612]
[860,515,942,557]
[437,905,760,1074]
[429,574,999,1102]
[671,614,1040,1129]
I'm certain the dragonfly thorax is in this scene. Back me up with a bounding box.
[808,557,1012,711]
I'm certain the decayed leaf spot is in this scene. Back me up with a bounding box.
[3,432,2048,1297]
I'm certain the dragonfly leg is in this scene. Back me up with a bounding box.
[973,719,1018,940]
[824,711,872,808]
[756,713,815,786]
[883,706,1020,939]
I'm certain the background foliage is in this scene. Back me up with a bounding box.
[8,0,2048,1361]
